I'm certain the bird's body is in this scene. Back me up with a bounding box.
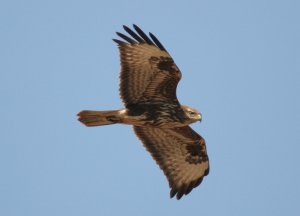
[78,25,209,199]
[79,104,201,128]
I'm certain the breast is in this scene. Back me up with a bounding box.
[126,102,188,127]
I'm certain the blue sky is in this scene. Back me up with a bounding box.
[1,0,299,215]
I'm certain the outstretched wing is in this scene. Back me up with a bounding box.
[113,25,182,108]
[133,126,209,199]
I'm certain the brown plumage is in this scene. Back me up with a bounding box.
[77,24,209,199]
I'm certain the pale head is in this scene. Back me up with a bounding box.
[181,105,202,124]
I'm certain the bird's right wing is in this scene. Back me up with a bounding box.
[113,25,182,107]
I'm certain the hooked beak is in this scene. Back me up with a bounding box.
[198,114,202,122]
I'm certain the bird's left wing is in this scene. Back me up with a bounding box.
[133,126,209,199]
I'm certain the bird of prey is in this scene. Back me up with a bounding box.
[77,24,209,200]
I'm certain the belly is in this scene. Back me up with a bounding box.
[121,113,189,128]
[123,102,188,127]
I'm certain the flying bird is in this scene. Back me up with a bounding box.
[77,25,209,199]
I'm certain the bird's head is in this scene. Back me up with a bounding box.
[181,105,202,124]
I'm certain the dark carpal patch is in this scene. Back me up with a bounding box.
[157,57,176,72]
[149,56,179,73]
[185,142,208,164]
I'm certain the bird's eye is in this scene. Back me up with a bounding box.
[189,111,196,115]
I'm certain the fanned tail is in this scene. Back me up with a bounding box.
[77,110,121,127]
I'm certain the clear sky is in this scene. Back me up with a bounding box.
[1,0,299,215]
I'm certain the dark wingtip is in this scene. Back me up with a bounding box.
[122,24,130,31]
[132,23,139,29]
[170,177,206,200]
[176,192,184,200]
[170,188,177,198]
[132,24,154,45]
[122,24,143,43]
[170,187,184,200]
[115,31,136,44]
[112,38,125,45]
[193,178,204,189]
[114,24,168,52]
[149,32,167,52]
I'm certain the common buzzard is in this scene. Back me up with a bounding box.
[77,25,209,199]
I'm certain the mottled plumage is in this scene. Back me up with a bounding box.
[77,25,209,199]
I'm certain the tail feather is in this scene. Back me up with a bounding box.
[77,110,121,127]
